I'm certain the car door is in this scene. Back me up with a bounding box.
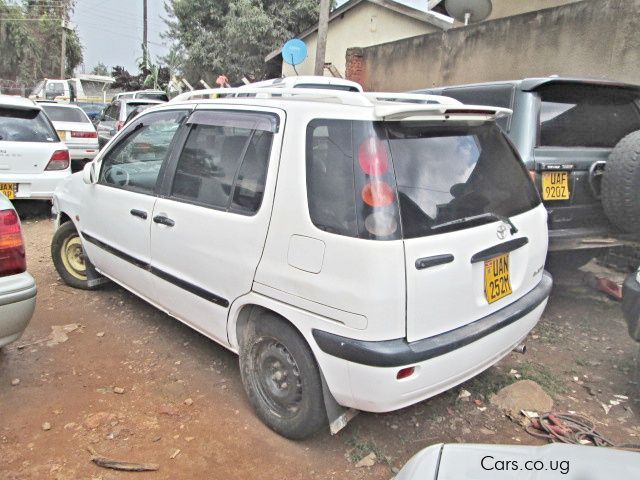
[80,109,190,302]
[149,106,283,345]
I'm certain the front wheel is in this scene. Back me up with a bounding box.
[51,221,97,290]
[239,313,327,439]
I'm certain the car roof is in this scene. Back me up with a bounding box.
[160,88,510,123]
[244,76,363,90]
[0,94,42,110]
[421,76,640,93]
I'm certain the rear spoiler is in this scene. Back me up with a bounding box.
[374,104,512,121]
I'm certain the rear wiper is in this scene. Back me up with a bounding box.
[432,212,518,234]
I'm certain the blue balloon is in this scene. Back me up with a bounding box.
[282,39,308,66]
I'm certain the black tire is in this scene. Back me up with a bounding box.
[545,250,597,272]
[601,130,640,234]
[51,221,96,290]
[239,313,327,439]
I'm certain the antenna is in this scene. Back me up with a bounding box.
[444,0,492,25]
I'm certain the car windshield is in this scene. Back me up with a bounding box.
[538,83,640,148]
[0,107,57,142]
[42,105,90,123]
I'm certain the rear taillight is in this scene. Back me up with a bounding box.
[71,131,97,138]
[0,209,26,276]
[355,131,400,239]
[45,150,70,171]
[116,120,125,131]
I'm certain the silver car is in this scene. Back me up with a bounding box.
[396,443,640,479]
[0,193,36,348]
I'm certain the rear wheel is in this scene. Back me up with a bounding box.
[51,221,96,290]
[601,130,640,234]
[239,313,326,439]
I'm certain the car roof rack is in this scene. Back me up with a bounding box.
[169,87,511,120]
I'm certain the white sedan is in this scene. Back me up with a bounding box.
[0,95,70,201]
[41,102,99,172]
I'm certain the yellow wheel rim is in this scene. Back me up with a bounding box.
[60,235,87,281]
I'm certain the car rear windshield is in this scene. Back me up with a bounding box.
[42,105,90,123]
[538,83,640,148]
[136,93,169,101]
[306,120,539,240]
[125,102,157,116]
[294,83,360,92]
[0,108,57,142]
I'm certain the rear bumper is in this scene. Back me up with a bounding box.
[313,272,552,412]
[622,272,640,342]
[313,272,552,367]
[0,272,37,348]
[548,227,638,251]
[0,170,71,200]
[68,145,98,161]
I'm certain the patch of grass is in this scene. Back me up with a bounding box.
[518,361,567,398]
[344,430,386,464]
[465,367,514,398]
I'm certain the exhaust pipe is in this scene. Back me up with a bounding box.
[513,343,527,354]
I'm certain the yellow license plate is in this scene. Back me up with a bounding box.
[0,182,16,200]
[542,171,570,200]
[484,253,512,304]
[57,130,66,140]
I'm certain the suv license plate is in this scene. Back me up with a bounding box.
[484,253,512,304]
[542,171,570,200]
[0,182,16,200]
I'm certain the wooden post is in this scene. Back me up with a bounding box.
[314,0,331,76]
[60,20,67,78]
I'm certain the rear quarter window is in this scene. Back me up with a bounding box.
[0,108,57,142]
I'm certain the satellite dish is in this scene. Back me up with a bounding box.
[282,39,308,66]
[445,0,492,25]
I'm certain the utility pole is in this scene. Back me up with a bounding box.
[60,20,67,78]
[143,0,149,70]
[314,0,331,76]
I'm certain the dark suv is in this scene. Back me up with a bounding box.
[418,78,640,268]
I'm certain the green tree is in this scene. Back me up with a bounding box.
[91,62,109,76]
[0,0,83,83]
[164,0,320,84]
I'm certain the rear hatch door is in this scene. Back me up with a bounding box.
[0,106,61,174]
[532,82,640,231]
[385,121,547,342]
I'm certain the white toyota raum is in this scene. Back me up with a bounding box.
[51,88,552,439]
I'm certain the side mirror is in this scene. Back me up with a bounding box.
[82,162,96,184]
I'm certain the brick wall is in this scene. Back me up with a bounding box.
[345,48,366,90]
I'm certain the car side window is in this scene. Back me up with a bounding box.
[170,110,276,215]
[99,110,188,195]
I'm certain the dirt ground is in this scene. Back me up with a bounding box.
[1,210,639,479]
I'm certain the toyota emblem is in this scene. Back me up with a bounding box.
[496,224,508,240]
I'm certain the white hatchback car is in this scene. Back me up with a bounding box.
[0,95,71,200]
[51,89,552,439]
[40,102,99,172]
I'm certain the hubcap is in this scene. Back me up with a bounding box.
[60,235,87,280]
[252,339,302,419]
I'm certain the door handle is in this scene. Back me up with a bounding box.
[153,215,175,227]
[130,209,147,220]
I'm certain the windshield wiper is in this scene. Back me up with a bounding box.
[432,212,518,234]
